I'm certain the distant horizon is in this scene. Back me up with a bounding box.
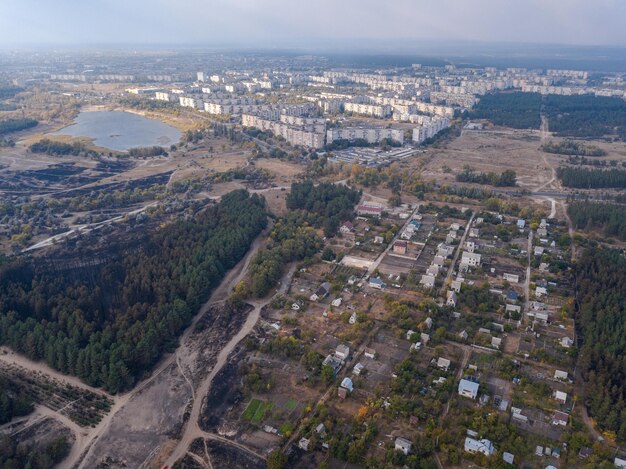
[3,40,626,73]
[2,0,626,49]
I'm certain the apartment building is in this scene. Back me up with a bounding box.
[344,102,392,118]
[242,114,325,149]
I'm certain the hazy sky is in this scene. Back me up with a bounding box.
[1,0,626,48]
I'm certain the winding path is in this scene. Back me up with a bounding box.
[164,263,296,467]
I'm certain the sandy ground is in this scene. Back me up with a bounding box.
[422,129,555,190]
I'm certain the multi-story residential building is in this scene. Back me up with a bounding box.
[179,96,203,109]
[344,102,392,118]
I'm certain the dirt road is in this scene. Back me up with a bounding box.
[164,263,296,467]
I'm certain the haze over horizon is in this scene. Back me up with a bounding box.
[2,0,626,49]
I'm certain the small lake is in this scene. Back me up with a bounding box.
[53,110,181,152]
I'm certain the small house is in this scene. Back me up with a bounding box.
[335,344,350,360]
[364,348,376,359]
[552,410,569,426]
[560,337,574,348]
[461,251,482,267]
[464,437,495,456]
[393,240,408,255]
[451,279,462,293]
[340,377,354,392]
[310,282,331,302]
[503,452,514,465]
[553,390,567,404]
[298,437,311,451]
[420,274,436,288]
[353,363,365,376]
[458,379,479,399]
[368,277,385,289]
[349,312,357,324]
[338,387,348,399]
[446,290,458,307]
[503,273,519,283]
[554,369,568,380]
[339,221,354,234]
[459,330,468,341]
[394,437,412,455]
[437,357,451,371]
[374,235,384,244]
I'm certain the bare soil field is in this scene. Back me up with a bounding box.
[255,158,304,179]
[421,129,555,190]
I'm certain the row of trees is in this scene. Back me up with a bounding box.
[575,248,626,441]
[456,167,517,187]
[568,201,626,241]
[0,118,38,136]
[468,92,541,129]
[127,146,167,158]
[544,95,626,140]
[0,190,267,392]
[556,167,626,189]
[29,138,84,156]
[541,140,606,156]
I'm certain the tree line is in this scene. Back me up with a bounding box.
[127,146,167,158]
[568,201,626,241]
[0,190,267,392]
[456,167,517,187]
[556,167,626,189]
[0,118,38,136]
[541,140,606,157]
[575,248,626,441]
[30,138,85,156]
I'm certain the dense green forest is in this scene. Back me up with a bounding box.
[575,248,626,440]
[0,376,33,424]
[544,95,626,140]
[568,201,626,241]
[541,140,606,156]
[30,138,85,156]
[248,181,360,298]
[556,167,626,188]
[0,190,267,392]
[286,181,361,236]
[0,118,38,136]
[456,168,517,187]
[0,434,70,469]
[469,92,541,129]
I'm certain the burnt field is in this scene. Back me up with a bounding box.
[0,159,137,195]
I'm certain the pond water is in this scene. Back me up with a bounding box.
[53,110,181,151]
